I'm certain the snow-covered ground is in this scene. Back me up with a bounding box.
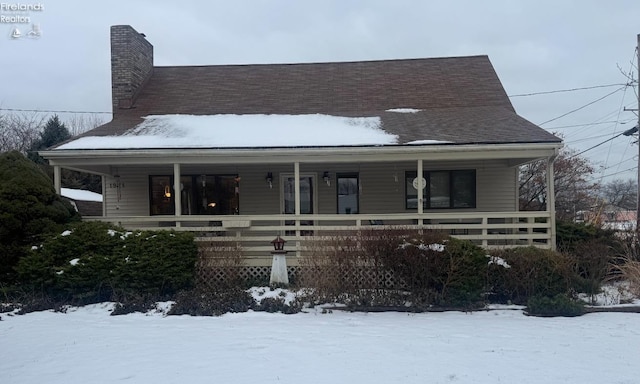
[1,296,639,384]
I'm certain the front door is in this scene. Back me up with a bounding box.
[282,175,315,235]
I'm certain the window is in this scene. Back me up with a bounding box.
[406,170,475,209]
[337,173,359,214]
[149,175,239,215]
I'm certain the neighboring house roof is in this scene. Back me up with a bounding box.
[60,188,103,217]
[63,53,559,150]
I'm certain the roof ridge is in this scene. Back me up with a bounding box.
[153,55,490,69]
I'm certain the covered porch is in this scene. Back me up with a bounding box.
[44,142,559,264]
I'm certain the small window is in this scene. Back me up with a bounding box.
[406,170,476,209]
[337,173,359,214]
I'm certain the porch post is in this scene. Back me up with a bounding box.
[547,157,556,250]
[294,162,300,215]
[101,175,107,217]
[174,163,182,227]
[417,159,424,218]
[53,165,61,195]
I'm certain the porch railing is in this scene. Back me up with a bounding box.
[84,211,553,258]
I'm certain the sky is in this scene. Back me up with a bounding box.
[1,288,639,384]
[0,0,639,181]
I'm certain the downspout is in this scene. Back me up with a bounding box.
[547,151,559,250]
[53,165,61,195]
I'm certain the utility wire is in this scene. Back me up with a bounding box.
[508,83,628,97]
[602,156,637,170]
[594,166,638,180]
[0,107,111,114]
[568,126,638,159]
[566,132,619,145]
[539,86,626,126]
[545,120,634,130]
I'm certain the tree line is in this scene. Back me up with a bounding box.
[519,139,638,222]
[0,112,105,193]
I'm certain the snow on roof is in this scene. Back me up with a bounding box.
[61,188,103,202]
[406,139,452,145]
[386,108,422,113]
[57,114,399,149]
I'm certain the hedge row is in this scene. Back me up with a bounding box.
[16,221,198,304]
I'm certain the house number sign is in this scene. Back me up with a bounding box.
[109,179,124,202]
[109,182,125,189]
[412,177,426,190]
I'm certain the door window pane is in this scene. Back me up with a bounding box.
[337,174,358,214]
[284,176,313,214]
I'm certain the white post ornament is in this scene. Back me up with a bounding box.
[269,235,289,285]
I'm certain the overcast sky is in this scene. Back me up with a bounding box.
[0,0,638,181]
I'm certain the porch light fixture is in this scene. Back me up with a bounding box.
[266,172,273,188]
[323,171,331,186]
[271,235,286,251]
[163,185,171,198]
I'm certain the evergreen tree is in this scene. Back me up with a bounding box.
[27,115,71,164]
[0,151,79,284]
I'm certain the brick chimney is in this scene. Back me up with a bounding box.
[110,25,153,112]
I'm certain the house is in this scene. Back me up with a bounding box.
[41,25,562,268]
[579,208,637,232]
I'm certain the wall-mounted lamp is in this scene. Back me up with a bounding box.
[163,185,171,198]
[266,172,273,189]
[323,171,331,186]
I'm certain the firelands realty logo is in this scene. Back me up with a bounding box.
[1,3,44,39]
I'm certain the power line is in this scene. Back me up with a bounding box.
[595,166,638,180]
[539,86,627,126]
[0,107,111,114]
[508,83,628,97]
[602,156,637,171]
[545,120,634,130]
[568,126,638,159]
[566,132,618,145]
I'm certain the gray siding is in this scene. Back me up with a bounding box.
[103,160,518,217]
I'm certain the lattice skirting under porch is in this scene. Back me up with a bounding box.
[195,265,402,289]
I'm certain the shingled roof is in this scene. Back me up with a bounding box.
[75,27,559,147]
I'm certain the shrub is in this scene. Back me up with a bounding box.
[570,240,613,297]
[254,296,303,314]
[526,294,585,317]
[16,221,198,304]
[360,229,488,307]
[168,287,255,316]
[556,220,622,256]
[301,228,488,308]
[113,230,198,298]
[487,247,576,304]
[0,151,79,284]
[299,231,373,300]
[611,256,640,299]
